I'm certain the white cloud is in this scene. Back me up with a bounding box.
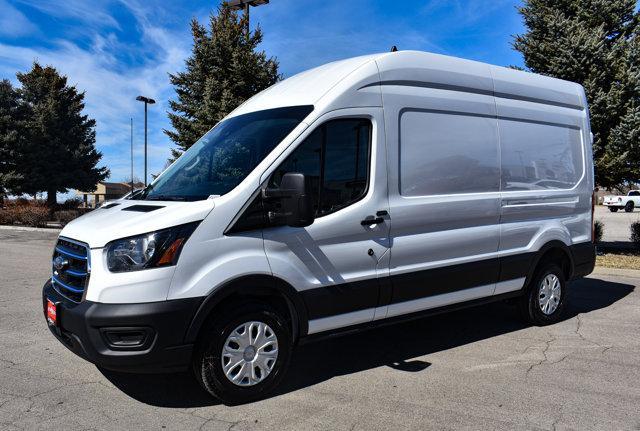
[0,0,191,183]
[13,0,121,30]
[0,0,39,38]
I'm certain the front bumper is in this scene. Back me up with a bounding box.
[42,280,203,373]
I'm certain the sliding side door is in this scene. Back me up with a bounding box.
[382,82,502,319]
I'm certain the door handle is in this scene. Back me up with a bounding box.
[361,217,384,226]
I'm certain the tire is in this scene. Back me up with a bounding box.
[192,303,292,404]
[518,263,567,326]
[609,207,619,212]
[624,201,634,212]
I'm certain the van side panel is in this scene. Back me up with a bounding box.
[490,65,584,111]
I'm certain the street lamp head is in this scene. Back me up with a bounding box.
[228,0,269,11]
[136,95,156,104]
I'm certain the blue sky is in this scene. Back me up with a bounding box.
[0,0,525,186]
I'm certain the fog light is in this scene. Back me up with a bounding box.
[100,327,154,350]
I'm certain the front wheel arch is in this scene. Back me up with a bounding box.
[184,275,308,346]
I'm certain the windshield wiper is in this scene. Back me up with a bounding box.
[138,182,155,200]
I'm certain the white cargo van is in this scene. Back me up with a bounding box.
[43,51,596,403]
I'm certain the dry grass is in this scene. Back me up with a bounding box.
[596,251,640,270]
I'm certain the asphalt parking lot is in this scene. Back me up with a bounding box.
[594,205,640,242]
[1,229,639,430]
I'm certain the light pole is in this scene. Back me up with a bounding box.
[130,118,134,192]
[228,0,269,39]
[135,95,156,186]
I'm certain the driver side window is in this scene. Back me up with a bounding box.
[270,118,371,217]
[227,118,372,234]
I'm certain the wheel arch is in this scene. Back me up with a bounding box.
[184,274,309,345]
[524,241,574,288]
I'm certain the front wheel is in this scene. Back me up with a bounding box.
[609,207,619,212]
[519,263,567,325]
[625,201,635,212]
[192,304,292,404]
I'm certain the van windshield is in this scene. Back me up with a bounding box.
[141,105,313,201]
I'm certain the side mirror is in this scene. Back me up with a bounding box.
[263,172,315,227]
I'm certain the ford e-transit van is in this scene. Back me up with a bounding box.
[43,51,596,403]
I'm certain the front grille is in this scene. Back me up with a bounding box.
[52,237,90,302]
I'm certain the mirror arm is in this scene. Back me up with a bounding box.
[262,188,296,199]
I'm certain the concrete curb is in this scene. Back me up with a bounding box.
[593,266,640,279]
[0,225,61,233]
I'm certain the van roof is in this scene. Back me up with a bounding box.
[228,50,585,119]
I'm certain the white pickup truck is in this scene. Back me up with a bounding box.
[603,190,640,212]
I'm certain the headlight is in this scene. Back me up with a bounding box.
[106,222,199,272]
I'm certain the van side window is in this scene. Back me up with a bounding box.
[399,110,499,196]
[270,119,371,217]
[500,120,583,191]
[629,191,640,196]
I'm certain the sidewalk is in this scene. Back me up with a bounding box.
[592,266,640,279]
[0,224,62,233]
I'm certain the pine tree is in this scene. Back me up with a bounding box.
[513,0,639,188]
[165,3,280,161]
[602,31,640,184]
[605,105,640,181]
[14,63,109,205]
[0,79,27,200]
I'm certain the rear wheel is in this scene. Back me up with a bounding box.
[624,201,634,212]
[609,207,619,212]
[192,303,292,404]
[519,263,567,325]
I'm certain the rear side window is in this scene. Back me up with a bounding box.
[270,119,371,217]
[629,191,640,196]
[399,110,500,196]
[499,120,583,191]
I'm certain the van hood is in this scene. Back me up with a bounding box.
[60,200,215,248]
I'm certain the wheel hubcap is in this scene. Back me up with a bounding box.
[221,321,278,386]
[538,273,561,315]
